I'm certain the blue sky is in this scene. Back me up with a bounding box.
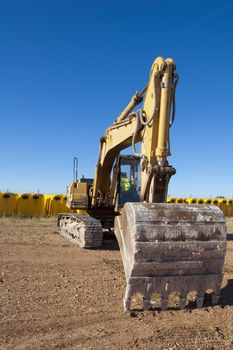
[0,0,233,197]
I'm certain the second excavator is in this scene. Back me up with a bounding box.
[58,57,227,311]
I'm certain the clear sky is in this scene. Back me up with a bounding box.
[0,0,233,197]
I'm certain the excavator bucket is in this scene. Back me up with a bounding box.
[114,202,227,311]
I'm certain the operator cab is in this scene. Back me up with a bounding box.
[117,155,140,206]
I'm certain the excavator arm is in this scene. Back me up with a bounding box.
[92,57,177,208]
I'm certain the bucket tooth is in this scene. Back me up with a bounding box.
[212,293,220,305]
[123,298,131,312]
[196,295,205,308]
[161,284,169,310]
[212,285,221,305]
[147,282,153,294]
[143,298,151,310]
[114,202,227,312]
[161,297,168,311]
[143,282,152,309]
[123,283,133,311]
[179,295,186,310]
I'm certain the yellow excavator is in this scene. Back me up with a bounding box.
[58,56,227,311]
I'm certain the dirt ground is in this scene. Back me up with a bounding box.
[0,217,233,350]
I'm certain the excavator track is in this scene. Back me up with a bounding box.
[114,202,227,311]
[58,213,103,248]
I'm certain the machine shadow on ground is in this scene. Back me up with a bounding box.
[129,280,233,314]
[100,234,120,251]
[187,279,233,310]
[219,279,233,306]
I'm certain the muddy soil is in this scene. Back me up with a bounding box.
[0,217,233,350]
